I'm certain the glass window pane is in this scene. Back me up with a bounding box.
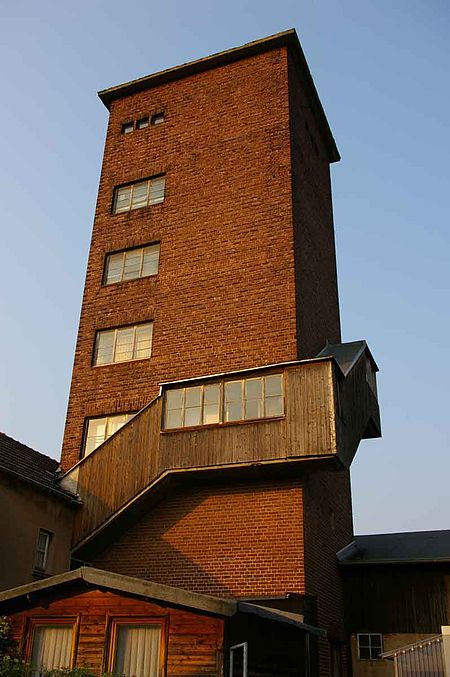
[114,186,131,213]
[203,384,220,424]
[203,403,220,424]
[370,636,382,648]
[107,414,132,437]
[95,330,115,365]
[185,386,201,408]
[167,389,183,410]
[246,378,262,399]
[114,625,160,677]
[142,245,160,276]
[137,117,149,129]
[123,249,142,280]
[85,418,107,455]
[131,181,149,209]
[134,324,153,359]
[184,407,202,427]
[106,253,124,284]
[359,647,371,660]
[149,176,165,204]
[31,626,73,674]
[224,381,242,422]
[245,398,263,419]
[358,635,369,646]
[166,409,183,429]
[114,327,134,362]
[265,374,282,397]
[265,396,283,417]
[204,383,220,405]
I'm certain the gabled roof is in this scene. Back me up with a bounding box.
[0,567,234,617]
[97,29,340,163]
[0,567,324,635]
[0,432,78,504]
[337,530,450,565]
[317,340,379,376]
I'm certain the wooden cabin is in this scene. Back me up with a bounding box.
[0,567,325,676]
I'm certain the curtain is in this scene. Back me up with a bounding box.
[115,624,161,677]
[30,625,73,675]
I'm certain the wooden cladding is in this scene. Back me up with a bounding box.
[68,357,378,546]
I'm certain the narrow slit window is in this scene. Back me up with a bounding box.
[136,117,149,129]
[121,122,134,134]
[151,112,165,125]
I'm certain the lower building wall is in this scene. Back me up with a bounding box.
[8,588,224,675]
[350,633,438,677]
[92,478,305,598]
[0,475,74,591]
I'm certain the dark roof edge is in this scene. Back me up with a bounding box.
[97,29,339,163]
[0,463,79,506]
[339,556,450,566]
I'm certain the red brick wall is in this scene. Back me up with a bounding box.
[61,47,297,470]
[92,479,305,598]
[288,51,341,357]
[303,467,354,675]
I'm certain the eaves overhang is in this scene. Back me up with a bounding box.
[97,29,340,163]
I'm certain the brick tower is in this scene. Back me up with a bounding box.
[60,30,381,675]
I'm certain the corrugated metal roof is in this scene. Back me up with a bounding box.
[0,432,77,503]
[337,530,450,565]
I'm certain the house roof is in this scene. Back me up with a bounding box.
[317,340,379,376]
[0,567,325,636]
[0,432,78,504]
[337,530,450,565]
[97,29,340,163]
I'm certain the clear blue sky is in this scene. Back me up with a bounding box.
[1,1,449,535]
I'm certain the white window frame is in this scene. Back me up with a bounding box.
[229,642,248,677]
[83,412,136,457]
[93,322,153,366]
[113,175,165,214]
[357,633,383,660]
[164,374,284,430]
[104,243,160,285]
[34,529,52,571]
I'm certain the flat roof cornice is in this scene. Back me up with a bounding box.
[98,29,340,163]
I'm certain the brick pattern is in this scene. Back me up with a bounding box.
[92,479,305,598]
[303,467,354,675]
[61,47,299,470]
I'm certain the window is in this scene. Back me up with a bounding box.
[357,633,383,660]
[94,323,153,366]
[104,244,160,285]
[108,621,163,677]
[28,621,75,675]
[34,529,51,571]
[165,373,284,430]
[136,117,149,129]
[229,642,248,677]
[151,112,165,125]
[113,176,165,214]
[83,413,135,456]
[121,122,134,134]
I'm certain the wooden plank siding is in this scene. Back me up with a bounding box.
[7,588,224,676]
[66,357,378,546]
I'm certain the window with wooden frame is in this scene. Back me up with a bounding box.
[94,322,153,366]
[357,633,383,660]
[164,373,284,430]
[26,618,78,675]
[107,618,166,677]
[34,529,52,572]
[83,412,136,457]
[113,175,165,214]
[104,243,160,285]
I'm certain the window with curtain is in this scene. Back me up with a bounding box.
[29,624,74,675]
[111,624,162,677]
